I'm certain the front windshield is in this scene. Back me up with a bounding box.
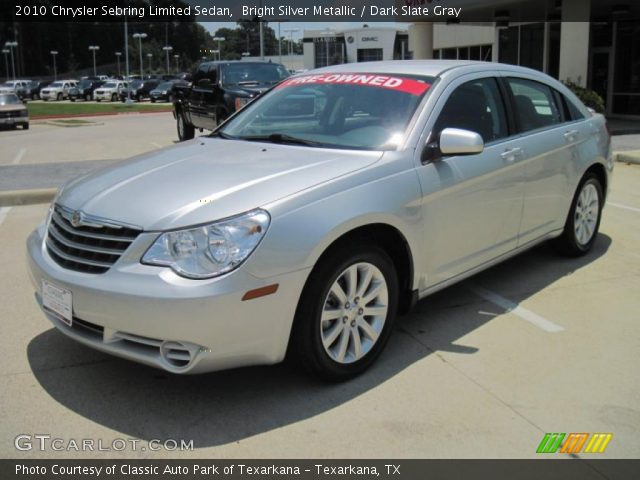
[130,80,143,89]
[0,94,20,105]
[78,80,93,88]
[222,63,289,86]
[49,82,63,88]
[2,82,17,87]
[220,73,433,150]
[157,82,174,90]
[102,82,117,88]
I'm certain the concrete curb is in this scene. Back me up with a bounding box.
[0,188,56,208]
[615,150,640,165]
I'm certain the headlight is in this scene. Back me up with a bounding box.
[142,209,270,279]
[234,97,251,110]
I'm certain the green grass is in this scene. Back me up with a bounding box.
[27,102,172,118]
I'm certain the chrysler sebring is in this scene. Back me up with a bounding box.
[27,61,612,380]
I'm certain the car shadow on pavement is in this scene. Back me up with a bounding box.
[27,234,611,448]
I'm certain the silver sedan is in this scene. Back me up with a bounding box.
[27,61,612,380]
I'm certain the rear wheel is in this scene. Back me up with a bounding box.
[176,111,195,141]
[85,94,91,101]
[22,123,29,130]
[111,93,117,102]
[290,245,399,381]
[556,173,603,256]
[56,93,62,101]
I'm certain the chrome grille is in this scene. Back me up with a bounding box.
[46,205,141,274]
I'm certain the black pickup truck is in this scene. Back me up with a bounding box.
[172,61,289,141]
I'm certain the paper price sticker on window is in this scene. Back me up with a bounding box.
[278,73,432,96]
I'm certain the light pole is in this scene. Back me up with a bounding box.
[146,53,153,75]
[283,29,299,69]
[88,45,99,76]
[115,52,121,77]
[132,33,147,78]
[4,41,17,80]
[2,49,10,81]
[162,46,173,75]
[50,51,58,80]
[212,37,225,61]
[173,54,180,74]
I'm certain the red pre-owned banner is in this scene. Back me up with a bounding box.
[278,74,432,96]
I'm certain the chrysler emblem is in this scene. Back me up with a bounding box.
[70,211,83,228]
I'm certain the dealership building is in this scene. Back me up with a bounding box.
[303,0,639,117]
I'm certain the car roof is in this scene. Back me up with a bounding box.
[308,60,484,77]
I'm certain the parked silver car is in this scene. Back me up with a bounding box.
[27,61,612,379]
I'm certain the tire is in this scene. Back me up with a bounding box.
[555,173,603,256]
[176,111,195,141]
[85,94,91,102]
[23,123,29,130]
[43,98,48,102]
[111,94,117,102]
[150,98,156,103]
[70,98,76,102]
[57,93,62,101]
[96,99,101,102]
[290,245,399,381]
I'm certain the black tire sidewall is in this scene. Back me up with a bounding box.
[293,246,399,380]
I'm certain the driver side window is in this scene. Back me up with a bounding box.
[434,77,508,144]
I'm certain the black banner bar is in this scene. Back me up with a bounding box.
[2,460,639,480]
[0,0,612,23]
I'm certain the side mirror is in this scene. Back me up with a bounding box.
[422,128,484,163]
[197,78,212,86]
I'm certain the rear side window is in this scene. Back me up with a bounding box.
[507,78,562,132]
[434,77,509,143]
[563,95,586,121]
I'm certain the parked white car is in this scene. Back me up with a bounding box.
[40,80,78,101]
[93,81,128,102]
[0,80,31,98]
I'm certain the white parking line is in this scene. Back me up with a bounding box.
[608,202,640,213]
[150,142,163,149]
[12,148,26,165]
[0,148,27,227]
[469,285,565,333]
[0,207,11,227]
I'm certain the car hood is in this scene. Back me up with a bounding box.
[223,84,272,96]
[58,137,382,231]
[0,104,26,112]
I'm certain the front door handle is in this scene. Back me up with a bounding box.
[564,130,580,142]
[501,147,523,162]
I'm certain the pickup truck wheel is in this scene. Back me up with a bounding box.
[96,99,101,102]
[56,93,62,101]
[23,123,29,130]
[150,98,156,103]
[85,94,91,101]
[70,98,76,102]
[290,245,399,381]
[177,112,195,141]
[111,94,117,102]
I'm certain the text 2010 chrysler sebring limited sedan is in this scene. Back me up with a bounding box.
[27,61,612,380]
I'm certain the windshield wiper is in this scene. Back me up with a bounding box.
[241,133,323,147]
[237,80,260,86]
[209,131,237,140]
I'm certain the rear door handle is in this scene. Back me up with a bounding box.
[564,130,580,142]
[501,147,523,162]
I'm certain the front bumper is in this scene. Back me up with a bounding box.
[0,116,28,125]
[93,92,116,101]
[41,91,62,100]
[27,221,309,374]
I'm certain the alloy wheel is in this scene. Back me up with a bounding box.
[574,183,599,246]
[320,262,388,364]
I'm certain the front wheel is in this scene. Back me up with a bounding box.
[556,173,603,256]
[111,94,117,102]
[56,93,62,101]
[290,245,399,381]
[176,111,195,141]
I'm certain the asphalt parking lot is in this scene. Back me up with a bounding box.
[0,117,639,459]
